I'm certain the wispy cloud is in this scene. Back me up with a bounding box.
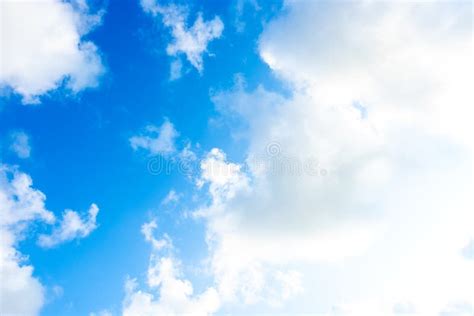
[9,131,31,159]
[38,204,100,248]
[130,118,179,157]
[140,0,223,77]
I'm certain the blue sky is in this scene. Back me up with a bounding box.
[1,1,473,315]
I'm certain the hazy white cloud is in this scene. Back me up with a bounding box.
[173,142,199,180]
[185,1,474,314]
[0,164,100,314]
[89,309,113,316]
[233,0,260,33]
[194,148,305,306]
[393,301,417,315]
[140,0,223,75]
[122,220,220,316]
[178,142,197,162]
[141,220,171,251]
[169,59,183,81]
[462,240,474,260]
[9,131,31,159]
[439,302,474,316]
[37,203,100,248]
[161,190,180,205]
[0,0,105,104]
[259,0,473,152]
[130,119,179,156]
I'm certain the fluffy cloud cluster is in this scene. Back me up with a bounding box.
[0,165,55,229]
[188,1,473,314]
[129,119,179,156]
[0,165,53,316]
[194,148,305,307]
[0,165,99,315]
[0,0,105,104]
[122,220,220,316]
[140,0,223,78]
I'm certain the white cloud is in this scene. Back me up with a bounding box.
[121,2,473,315]
[186,1,474,314]
[194,148,305,306]
[141,220,171,251]
[0,165,53,316]
[130,119,179,156]
[259,0,473,153]
[0,165,55,228]
[9,131,31,159]
[122,220,220,316]
[0,230,45,316]
[37,203,100,248]
[0,0,105,104]
[0,164,100,314]
[140,0,223,75]
[161,190,180,205]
